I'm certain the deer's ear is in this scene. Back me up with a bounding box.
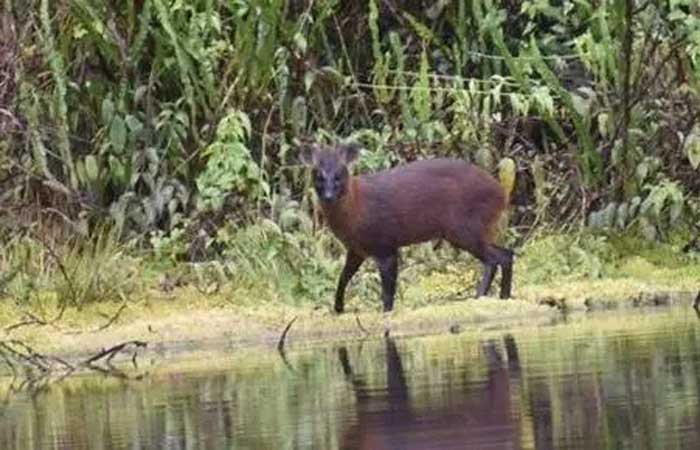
[299,144,320,166]
[338,143,361,165]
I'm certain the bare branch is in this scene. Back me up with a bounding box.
[277,316,298,354]
[276,316,298,371]
[93,302,128,332]
[82,340,147,366]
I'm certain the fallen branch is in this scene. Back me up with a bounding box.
[4,314,47,332]
[0,340,74,372]
[93,302,128,332]
[0,338,149,394]
[82,340,147,366]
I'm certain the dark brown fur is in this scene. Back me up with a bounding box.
[300,143,513,313]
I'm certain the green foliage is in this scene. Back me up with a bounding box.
[526,39,602,186]
[0,229,138,310]
[668,1,700,86]
[518,233,608,284]
[640,180,684,225]
[369,0,393,105]
[217,195,350,306]
[588,164,686,241]
[348,127,397,172]
[411,50,434,131]
[684,125,700,170]
[39,0,77,190]
[2,0,700,314]
[195,110,267,212]
[55,230,139,308]
[149,220,191,262]
[517,228,700,288]
[6,0,699,230]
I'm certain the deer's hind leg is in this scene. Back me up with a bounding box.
[447,229,513,299]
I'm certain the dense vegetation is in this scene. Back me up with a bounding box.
[1,0,699,312]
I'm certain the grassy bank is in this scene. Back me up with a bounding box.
[1,228,698,360]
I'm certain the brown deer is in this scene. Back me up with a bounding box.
[300,143,513,313]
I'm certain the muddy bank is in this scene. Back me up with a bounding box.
[2,284,697,363]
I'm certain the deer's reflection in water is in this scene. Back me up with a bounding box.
[338,335,523,450]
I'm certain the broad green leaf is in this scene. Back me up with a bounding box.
[670,200,683,223]
[668,10,686,22]
[110,116,127,154]
[293,32,307,55]
[85,155,99,181]
[125,115,143,134]
[684,133,700,170]
[588,210,603,228]
[108,155,126,186]
[635,161,649,183]
[639,217,657,241]
[602,202,617,228]
[570,92,591,116]
[616,202,628,229]
[597,113,610,138]
[75,160,87,185]
[629,196,641,217]
[304,71,315,92]
[101,98,114,125]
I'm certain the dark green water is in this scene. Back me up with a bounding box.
[1,307,699,449]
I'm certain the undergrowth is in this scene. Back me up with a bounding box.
[0,229,140,314]
[1,210,698,317]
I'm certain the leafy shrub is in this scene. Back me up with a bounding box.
[196,110,268,212]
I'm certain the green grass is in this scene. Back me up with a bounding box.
[0,224,698,358]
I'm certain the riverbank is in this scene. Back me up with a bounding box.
[1,232,698,360]
[1,276,697,361]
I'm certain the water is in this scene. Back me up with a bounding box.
[1,307,699,450]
